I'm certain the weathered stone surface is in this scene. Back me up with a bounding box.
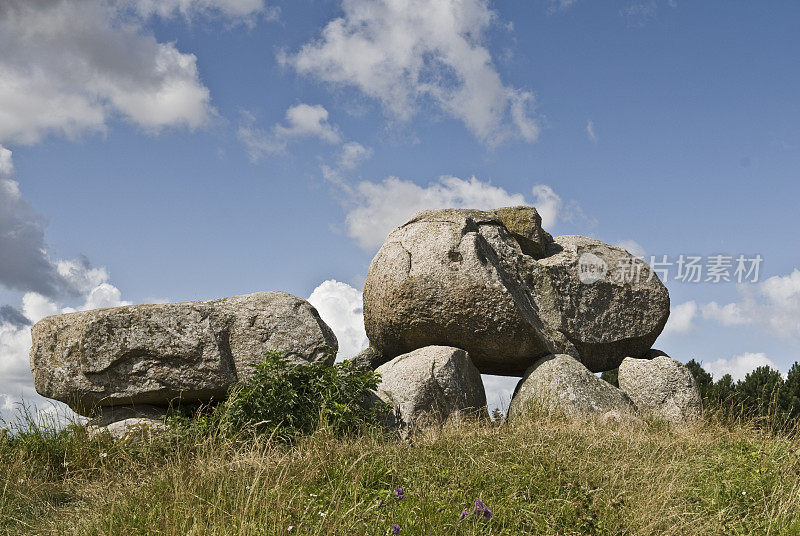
[618,352,702,423]
[375,346,488,433]
[363,207,670,375]
[86,418,168,442]
[534,236,670,372]
[490,206,553,258]
[507,354,635,420]
[363,208,561,376]
[30,291,337,415]
[349,346,386,370]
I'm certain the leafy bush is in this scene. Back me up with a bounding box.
[214,351,391,441]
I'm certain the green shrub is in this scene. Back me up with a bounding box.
[214,351,392,441]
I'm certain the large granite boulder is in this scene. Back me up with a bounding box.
[375,345,488,434]
[363,208,564,376]
[30,291,337,415]
[534,236,670,372]
[507,354,635,420]
[618,351,702,423]
[363,207,670,375]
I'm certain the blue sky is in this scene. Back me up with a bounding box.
[1,0,798,419]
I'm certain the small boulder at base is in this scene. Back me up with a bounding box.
[86,418,168,442]
[88,404,167,427]
[618,352,702,423]
[507,354,635,421]
[375,346,488,434]
[30,291,337,415]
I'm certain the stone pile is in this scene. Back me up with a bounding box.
[29,206,701,436]
[359,206,699,425]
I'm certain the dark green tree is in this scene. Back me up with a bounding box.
[600,368,618,388]
[685,359,713,399]
[736,365,786,421]
[783,362,800,419]
[709,373,737,407]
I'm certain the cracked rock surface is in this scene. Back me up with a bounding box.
[30,291,337,415]
[374,345,488,435]
[363,207,669,375]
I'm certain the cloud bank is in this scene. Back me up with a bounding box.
[282,0,539,146]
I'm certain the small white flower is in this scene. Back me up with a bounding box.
[318,511,327,517]
[287,526,294,532]
[17,479,24,484]
[99,452,108,458]
[742,491,746,495]
[309,493,317,497]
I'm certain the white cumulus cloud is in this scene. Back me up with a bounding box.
[701,269,800,339]
[307,280,369,361]
[586,119,598,143]
[344,175,532,250]
[129,0,276,23]
[660,300,697,336]
[0,0,227,146]
[337,142,373,170]
[704,352,778,383]
[238,104,342,161]
[281,0,539,146]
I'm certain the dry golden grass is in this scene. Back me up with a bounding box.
[2,411,799,535]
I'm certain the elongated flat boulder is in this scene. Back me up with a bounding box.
[30,291,337,415]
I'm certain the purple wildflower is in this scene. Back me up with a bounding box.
[395,487,404,500]
[483,507,493,519]
[473,499,484,513]
[460,509,468,519]
[391,523,400,534]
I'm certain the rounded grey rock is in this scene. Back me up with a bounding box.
[534,236,670,372]
[375,345,488,434]
[507,354,636,421]
[363,208,558,376]
[618,352,702,423]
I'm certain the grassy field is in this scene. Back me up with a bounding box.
[2,410,799,536]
